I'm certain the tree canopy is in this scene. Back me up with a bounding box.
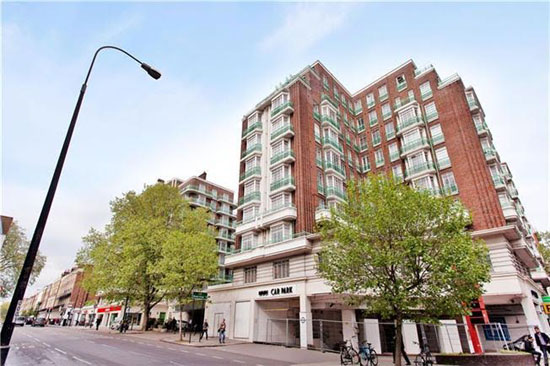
[317,175,490,366]
[78,183,218,330]
[0,221,46,298]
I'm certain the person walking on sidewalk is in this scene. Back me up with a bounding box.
[199,320,209,342]
[95,317,101,331]
[525,335,542,366]
[218,319,226,344]
[535,326,550,366]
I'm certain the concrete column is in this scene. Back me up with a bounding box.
[342,310,358,349]
[438,320,463,353]
[521,296,544,333]
[363,319,382,353]
[299,294,313,349]
[402,320,420,354]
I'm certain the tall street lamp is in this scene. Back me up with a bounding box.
[0,46,161,365]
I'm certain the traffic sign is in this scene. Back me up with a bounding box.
[541,303,550,315]
[192,292,208,300]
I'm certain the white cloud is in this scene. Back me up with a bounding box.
[260,3,351,53]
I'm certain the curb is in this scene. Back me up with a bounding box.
[160,338,250,348]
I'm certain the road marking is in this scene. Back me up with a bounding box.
[101,344,117,349]
[73,356,92,365]
[54,348,67,354]
[212,355,223,359]
[170,362,185,366]
[42,342,51,347]
[180,349,189,353]
[232,360,245,364]
[196,352,206,356]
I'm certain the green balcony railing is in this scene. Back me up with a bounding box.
[271,124,294,140]
[322,136,343,152]
[242,121,262,137]
[475,122,489,134]
[431,133,444,145]
[238,191,261,206]
[326,186,346,200]
[270,150,295,165]
[271,101,294,117]
[321,115,340,131]
[509,187,519,198]
[316,158,324,168]
[394,95,415,109]
[437,157,451,169]
[353,144,360,153]
[397,80,407,91]
[442,184,459,196]
[415,64,433,76]
[325,161,346,177]
[323,80,329,90]
[389,150,400,161]
[321,93,338,108]
[492,175,505,187]
[241,143,262,158]
[361,163,371,173]
[357,124,366,132]
[425,111,439,121]
[382,111,392,120]
[354,106,363,115]
[405,161,435,178]
[188,197,207,206]
[397,116,424,133]
[421,90,433,101]
[483,147,497,159]
[369,117,378,126]
[317,184,325,195]
[239,166,261,181]
[401,137,429,154]
[467,99,478,110]
[372,136,381,146]
[345,135,351,145]
[359,143,368,152]
[386,129,395,140]
[367,100,375,108]
[375,156,385,167]
[270,177,295,191]
[379,92,388,102]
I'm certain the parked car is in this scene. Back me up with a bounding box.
[32,317,46,327]
[14,316,26,326]
[25,317,34,325]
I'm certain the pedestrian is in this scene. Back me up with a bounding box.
[534,326,550,366]
[218,319,226,344]
[95,317,101,331]
[170,318,177,334]
[122,319,129,333]
[199,320,209,342]
[392,332,411,366]
[525,335,542,366]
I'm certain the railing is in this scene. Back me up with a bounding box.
[401,137,429,154]
[382,111,391,120]
[229,232,311,255]
[216,219,235,228]
[271,101,293,117]
[421,90,433,101]
[369,116,378,126]
[431,133,444,145]
[313,111,321,121]
[353,105,363,115]
[217,231,236,240]
[397,115,424,133]
[271,124,294,140]
[321,136,343,152]
[397,80,407,91]
[238,191,261,206]
[241,143,262,158]
[425,111,439,121]
[394,95,415,109]
[270,150,295,165]
[325,161,346,177]
[379,92,388,102]
[321,93,338,108]
[317,184,325,194]
[210,274,233,284]
[367,99,375,108]
[483,147,497,159]
[188,197,207,206]
[389,150,400,161]
[492,175,505,187]
[217,207,233,215]
[239,166,261,181]
[372,136,381,146]
[357,124,365,132]
[386,129,395,140]
[442,184,459,195]
[316,158,324,168]
[509,187,519,197]
[321,115,340,131]
[415,64,434,76]
[270,177,295,191]
[375,156,385,167]
[359,143,368,152]
[405,161,435,178]
[242,121,262,137]
[475,121,489,134]
[236,202,296,226]
[326,186,346,200]
[437,157,451,169]
[467,99,478,110]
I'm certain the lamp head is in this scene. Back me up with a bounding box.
[141,63,161,80]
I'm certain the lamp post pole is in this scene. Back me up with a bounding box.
[0,46,161,366]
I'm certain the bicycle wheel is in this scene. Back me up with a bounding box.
[348,348,361,365]
[340,348,353,365]
[368,349,378,366]
[414,354,425,366]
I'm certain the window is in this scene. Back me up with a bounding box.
[314,124,321,141]
[323,76,329,89]
[430,124,444,145]
[385,122,396,140]
[378,85,388,101]
[407,90,415,101]
[244,179,260,195]
[372,130,381,146]
[244,266,257,283]
[441,172,458,194]
[271,192,292,209]
[425,102,438,121]
[420,81,432,100]
[247,132,261,146]
[271,164,290,182]
[375,149,384,167]
[389,143,399,162]
[368,110,378,126]
[357,117,365,131]
[272,138,291,155]
[241,233,256,250]
[272,93,289,109]
[245,156,261,171]
[361,156,370,171]
[354,100,362,112]
[359,136,368,151]
[382,103,392,120]
[396,75,407,90]
[271,223,292,243]
[333,87,339,99]
[243,206,259,221]
[392,164,403,180]
[435,147,450,169]
[271,115,290,132]
[273,259,290,279]
[366,93,375,108]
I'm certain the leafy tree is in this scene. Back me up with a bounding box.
[0,302,9,322]
[158,207,218,340]
[536,232,550,273]
[79,183,216,331]
[0,221,46,298]
[317,175,490,366]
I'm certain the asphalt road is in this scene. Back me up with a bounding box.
[6,326,293,366]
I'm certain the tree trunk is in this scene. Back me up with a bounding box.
[395,316,403,366]
[142,301,150,331]
[179,299,183,341]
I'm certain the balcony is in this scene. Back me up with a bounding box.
[492,175,506,190]
[367,99,375,109]
[400,137,430,156]
[216,231,235,242]
[372,136,381,147]
[316,158,324,168]
[394,95,416,110]
[425,111,439,122]
[386,129,396,140]
[483,147,498,161]
[217,207,234,216]
[326,186,346,201]
[315,205,331,222]
[210,273,234,285]
[415,64,434,77]
[321,93,338,109]
[359,142,368,152]
[511,236,538,268]
[396,116,424,135]
[239,167,261,182]
[442,184,459,196]
[509,186,519,199]
[369,117,378,127]
[325,161,346,178]
[360,163,371,173]
[271,101,294,117]
[501,202,518,221]
[242,121,262,139]
[379,92,388,102]
[354,105,363,116]
[270,150,295,166]
[313,111,321,121]
[531,267,550,287]
[270,177,296,193]
[235,203,297,235]
[382,111,392,120]
[405,161,436,180]
[225,233,312,267]
[437,157,451,170]
[271,124,295,141]
[396,80,407,91]
[475,121,489,136]
[389,150,400,162]
[317,183,325,195]
[188,197,207,207]
[467,99,479,111]
[238,191,261,207]
[322,136,343,152]
[241,143,262,160]
[357,124,366,132]
[431,133,445,146]
[421,90,433,101]
[216,220,235,229]
[375,156,385,167]
[321,115,340,131]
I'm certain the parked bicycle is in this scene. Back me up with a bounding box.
[413,341,434,366]
[340,339,361,365]
[358,341,378,366]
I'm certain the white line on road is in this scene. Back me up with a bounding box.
[73,356,92,365]
[101,344,117,349]
[180,349,189,353]
[54,348,67,354]
[195,352,206,356]
[42,342,51,347]
[170,362,185,366]
[212,355,223,359]
[232,360,245,364]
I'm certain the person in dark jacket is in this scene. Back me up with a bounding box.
[392,332,411,366]
[525,335,542,366]
[534,326,550,366]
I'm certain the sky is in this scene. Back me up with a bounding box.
[2,2,549,297]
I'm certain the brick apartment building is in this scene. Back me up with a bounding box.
[205,60,548,353]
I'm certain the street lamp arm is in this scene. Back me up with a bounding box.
[84,46,144,85]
